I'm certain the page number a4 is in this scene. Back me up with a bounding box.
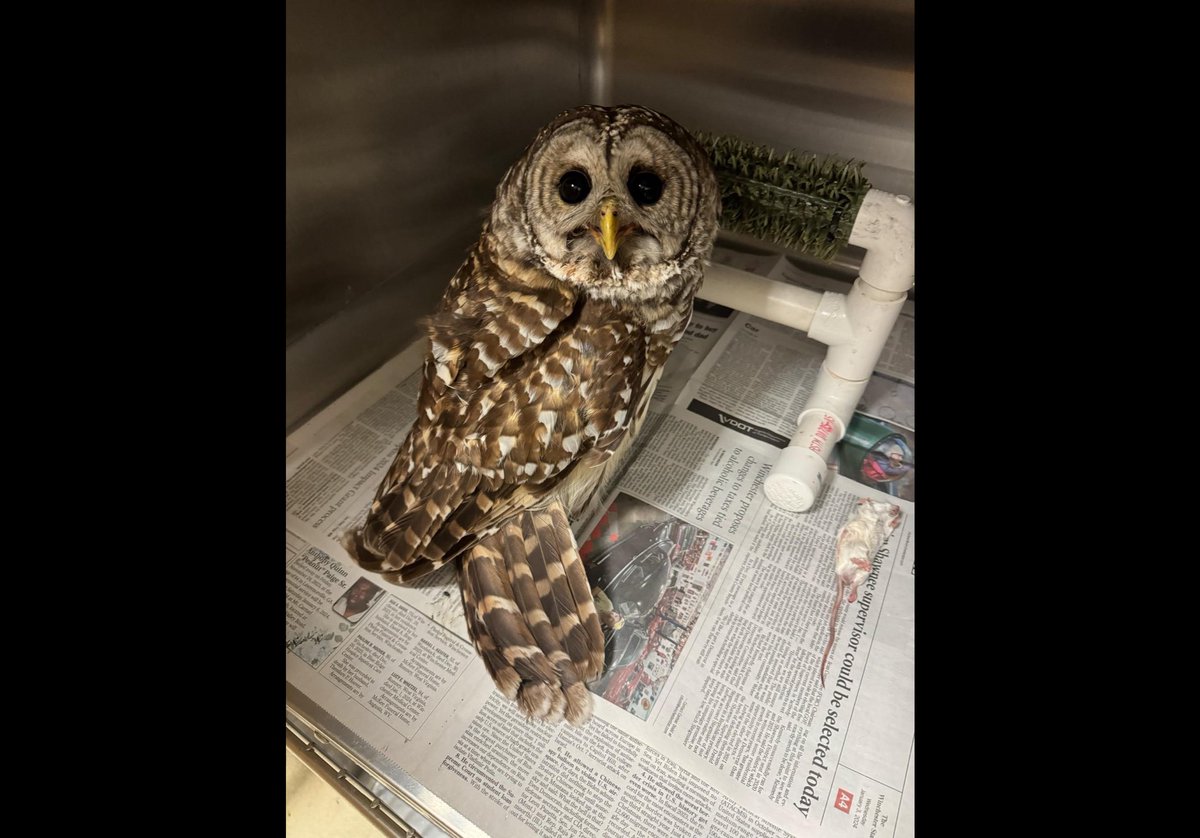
[835,788,854,814]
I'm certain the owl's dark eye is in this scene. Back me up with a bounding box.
[558,170,591,204]
[628,170,664,206]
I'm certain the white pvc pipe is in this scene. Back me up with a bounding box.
[850,190,916,294]
[763,188,915,511]
[698,262,822,333]
[693,191,914,512]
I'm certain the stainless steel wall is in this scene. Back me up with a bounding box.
[286,0,914,430]
[607,0,914,198]
[286,0,597,429]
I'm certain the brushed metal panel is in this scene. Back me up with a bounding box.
[608,0,914,197]
[286,0,595,429]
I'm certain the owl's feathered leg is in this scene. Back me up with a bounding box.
[459,503,605,725]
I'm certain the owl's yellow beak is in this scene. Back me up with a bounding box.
[591,197,627,261]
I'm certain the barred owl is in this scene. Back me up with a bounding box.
[343,105,720,725]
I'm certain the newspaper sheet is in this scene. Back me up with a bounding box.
[286,251,915,837]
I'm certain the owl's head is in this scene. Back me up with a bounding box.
[488,105,720,303]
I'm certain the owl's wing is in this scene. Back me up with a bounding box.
[459,500,605,724]
[344,249,581,574]
[348,249,659,580]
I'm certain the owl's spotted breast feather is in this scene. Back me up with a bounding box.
[342,104,719,724]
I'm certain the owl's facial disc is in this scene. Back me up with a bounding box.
[502,108,717,301]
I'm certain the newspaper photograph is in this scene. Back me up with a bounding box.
[836,414,915,502]
[579,492,736,720]
[286,252,915,836]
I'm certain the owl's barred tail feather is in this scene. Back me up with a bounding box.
[459,502,605,726]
